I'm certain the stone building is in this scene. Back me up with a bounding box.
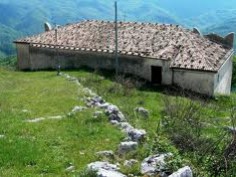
[14,20,234,96]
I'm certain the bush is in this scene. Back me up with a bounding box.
[161,95,207,151]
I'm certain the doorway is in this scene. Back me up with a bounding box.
[151,66,162,84]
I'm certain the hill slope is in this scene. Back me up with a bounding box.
[1,0,236,56]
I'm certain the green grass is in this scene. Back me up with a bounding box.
[66,68,236,176]
[0,65,235,176]
[0,68,124,176]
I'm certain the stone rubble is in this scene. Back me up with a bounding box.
[60,73,191,177]
[168,166,193,177]
[96,150,114,158]
[87,161,127,177]
[65,165,75,172]
[134,107,149,118]
[141,153,173,176]
[71,106,87,113]
[118,141,138,154]
[26,115,64,123]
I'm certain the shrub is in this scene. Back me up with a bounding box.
[161,95,206,151]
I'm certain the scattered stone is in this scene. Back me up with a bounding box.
[135,107,149,118]
[119,122,134,133]
[92,96,105,104]
[104,104,126,122]
[26,117,45,123]
[97,169,127,177]
[105,105,120,115]
[118,141,138,154]
[124,159,138,168]
[71,106,86,113]
[141,153,172,176]
[128,129,147,142]
[66,165,75,172]
[87,161,127,177]
[110,120,120,126]
[98,102,111,109]
[48,115,64,120]
[96,150,114,158]
[169,166,193,177]
[108,112,125,122]
[26,115,64,123]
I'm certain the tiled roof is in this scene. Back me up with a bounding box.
[15,20,233,72]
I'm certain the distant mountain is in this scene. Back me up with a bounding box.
[0,0,180,57]
[0,0,236,57]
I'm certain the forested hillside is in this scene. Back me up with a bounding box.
[0,0,236,57]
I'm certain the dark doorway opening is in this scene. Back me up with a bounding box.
[151,66,162,84]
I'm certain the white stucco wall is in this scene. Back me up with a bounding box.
[26,46,172,85]
[213,54,233,95]
[173,69,215,96]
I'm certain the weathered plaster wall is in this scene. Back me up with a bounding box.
[27,46,172,84]
[173,69,215,96]
[214,55,233,95]
[16,43,30,70]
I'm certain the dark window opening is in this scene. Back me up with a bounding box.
[151,66,162,84]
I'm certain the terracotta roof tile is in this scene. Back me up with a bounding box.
[16,20,232,72]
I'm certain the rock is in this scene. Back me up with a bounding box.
[128,129,147,142]
[119,122,134,133]
[87,161,127,177]
[88,161,119,171]
[118,141,138,154]
[141,153,172,176]
[66,165,75,172]
[92,96,105,104]
[97,168,127,177]
[72,106,86,113]
[93,111,103,118]
[124,159,138,168]
[26,117,45,123]
[135,107,149,118]
[110,120,120,126]
[168,166,193,177]
[105,105,120,115]
[96,150,114,158]
[108,112,126,122]
[48,115,64,120]
[98,102,111,109]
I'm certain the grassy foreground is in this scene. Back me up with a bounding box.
[0,65,236,176]
[0,68,123,176]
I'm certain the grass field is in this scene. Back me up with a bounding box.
[0,68,123,176]
[0,66,236,176]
